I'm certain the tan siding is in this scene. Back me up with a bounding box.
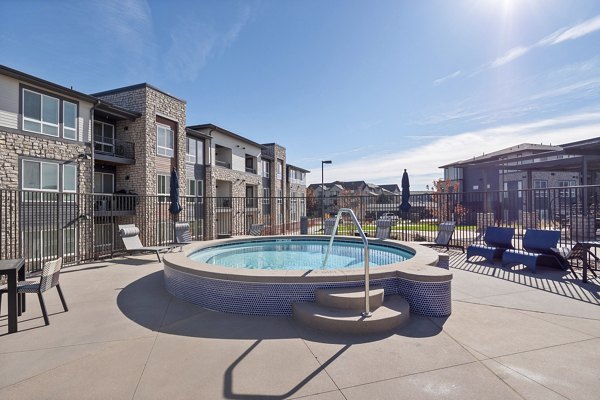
[155,155,172,175]
[0,75,19,129]
[0,110,18,129]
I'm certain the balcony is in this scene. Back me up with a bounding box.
[94,194,137,217]
[94,137,135,165]
[215,159,231,169]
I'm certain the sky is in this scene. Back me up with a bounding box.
[2,0,600,189]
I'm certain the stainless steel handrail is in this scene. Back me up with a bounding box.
[322,208,371,317]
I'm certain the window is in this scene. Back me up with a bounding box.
[23,89,59,136]
[290,192,298,222]
[262,160,270,178]
[63,164,77,193]
[157,174,170,195]
[186,138,197,164]
[157,124,174,157]
[533,180,547,197]
[21,160,76,202]
[263,187,270,205]
[186,179,204,202]
[63,101,77,140]
[245,156,256,173]
[277,160,283,180]
[22,160,59,191]
[23,227,76,261]
[94,122,115,153]
[246,185,257,207]
[94,172,114,193]
[558,180,576,198]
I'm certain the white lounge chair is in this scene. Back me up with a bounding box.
[119,224,179,262]
[374,219,394,239]
[175,222,193,247]
[421,221,464,252]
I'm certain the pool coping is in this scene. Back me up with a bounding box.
[163,235,452,284]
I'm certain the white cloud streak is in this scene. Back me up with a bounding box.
[433,70,462,86]
[491,46,529,67]
[492,14,600,68]
[306,111,600,189]
[540,14,600,46]
[436,14,600,84]
[165,6,253,81]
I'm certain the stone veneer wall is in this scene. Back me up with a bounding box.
[0,129,92,191]
[263,144,287,234]
[0,128,92,260]
[95,86,187,244]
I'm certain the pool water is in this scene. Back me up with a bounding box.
[189,239,413,270]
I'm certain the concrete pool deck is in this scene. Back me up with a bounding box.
[1,249,599,399]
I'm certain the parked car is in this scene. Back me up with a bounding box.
[380,213,399,223]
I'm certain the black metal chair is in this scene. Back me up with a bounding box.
[0,257,68,326]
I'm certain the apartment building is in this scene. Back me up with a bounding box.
[440,143,581,222]
[0,65,309,263]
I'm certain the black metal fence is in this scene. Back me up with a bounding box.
[1,185,598,274]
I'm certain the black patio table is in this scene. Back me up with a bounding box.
[0,258,25,334]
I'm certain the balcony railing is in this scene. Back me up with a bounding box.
[215,159,231,169]
[94,136,135,160]
[245,167,257,174]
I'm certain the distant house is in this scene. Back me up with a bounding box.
[380,184,401,195]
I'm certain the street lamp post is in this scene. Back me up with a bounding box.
[321,160,332,232]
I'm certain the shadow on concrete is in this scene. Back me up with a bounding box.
[450,251,600,305]
[116,271,444,344]
[223,339,350,400]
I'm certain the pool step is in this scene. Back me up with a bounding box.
[315,287,385,311]
[293,293,410,335]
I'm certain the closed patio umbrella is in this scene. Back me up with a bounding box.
[399,169,411,213]
[169,168,182,215]
[399,169,411,241]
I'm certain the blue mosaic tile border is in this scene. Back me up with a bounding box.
[164,266,451,317]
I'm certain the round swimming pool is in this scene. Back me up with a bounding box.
[189,239,414,270]
[163,236,452,317]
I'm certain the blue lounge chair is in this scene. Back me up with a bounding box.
[467,227,515,262]
[501,229,566,273]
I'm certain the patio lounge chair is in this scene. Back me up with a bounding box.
[0,257,68,326]
[248,224,265,236]
[175,222,192,247]
[422,221,464,252]
[324,218,336,235]
[119,224,179,262]
[501,229,567,273]
[467,226,515,262]
[374,218,394,239]
[550,243,595,277]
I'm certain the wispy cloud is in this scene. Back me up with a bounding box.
[81,0,156,82]
[165,6,253,81]
[539,14,600,46]
[436,15,600,84]
[491,46,529,68]
[433,70,462,86]
[492,14,600,68]
[306,111,600,189]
